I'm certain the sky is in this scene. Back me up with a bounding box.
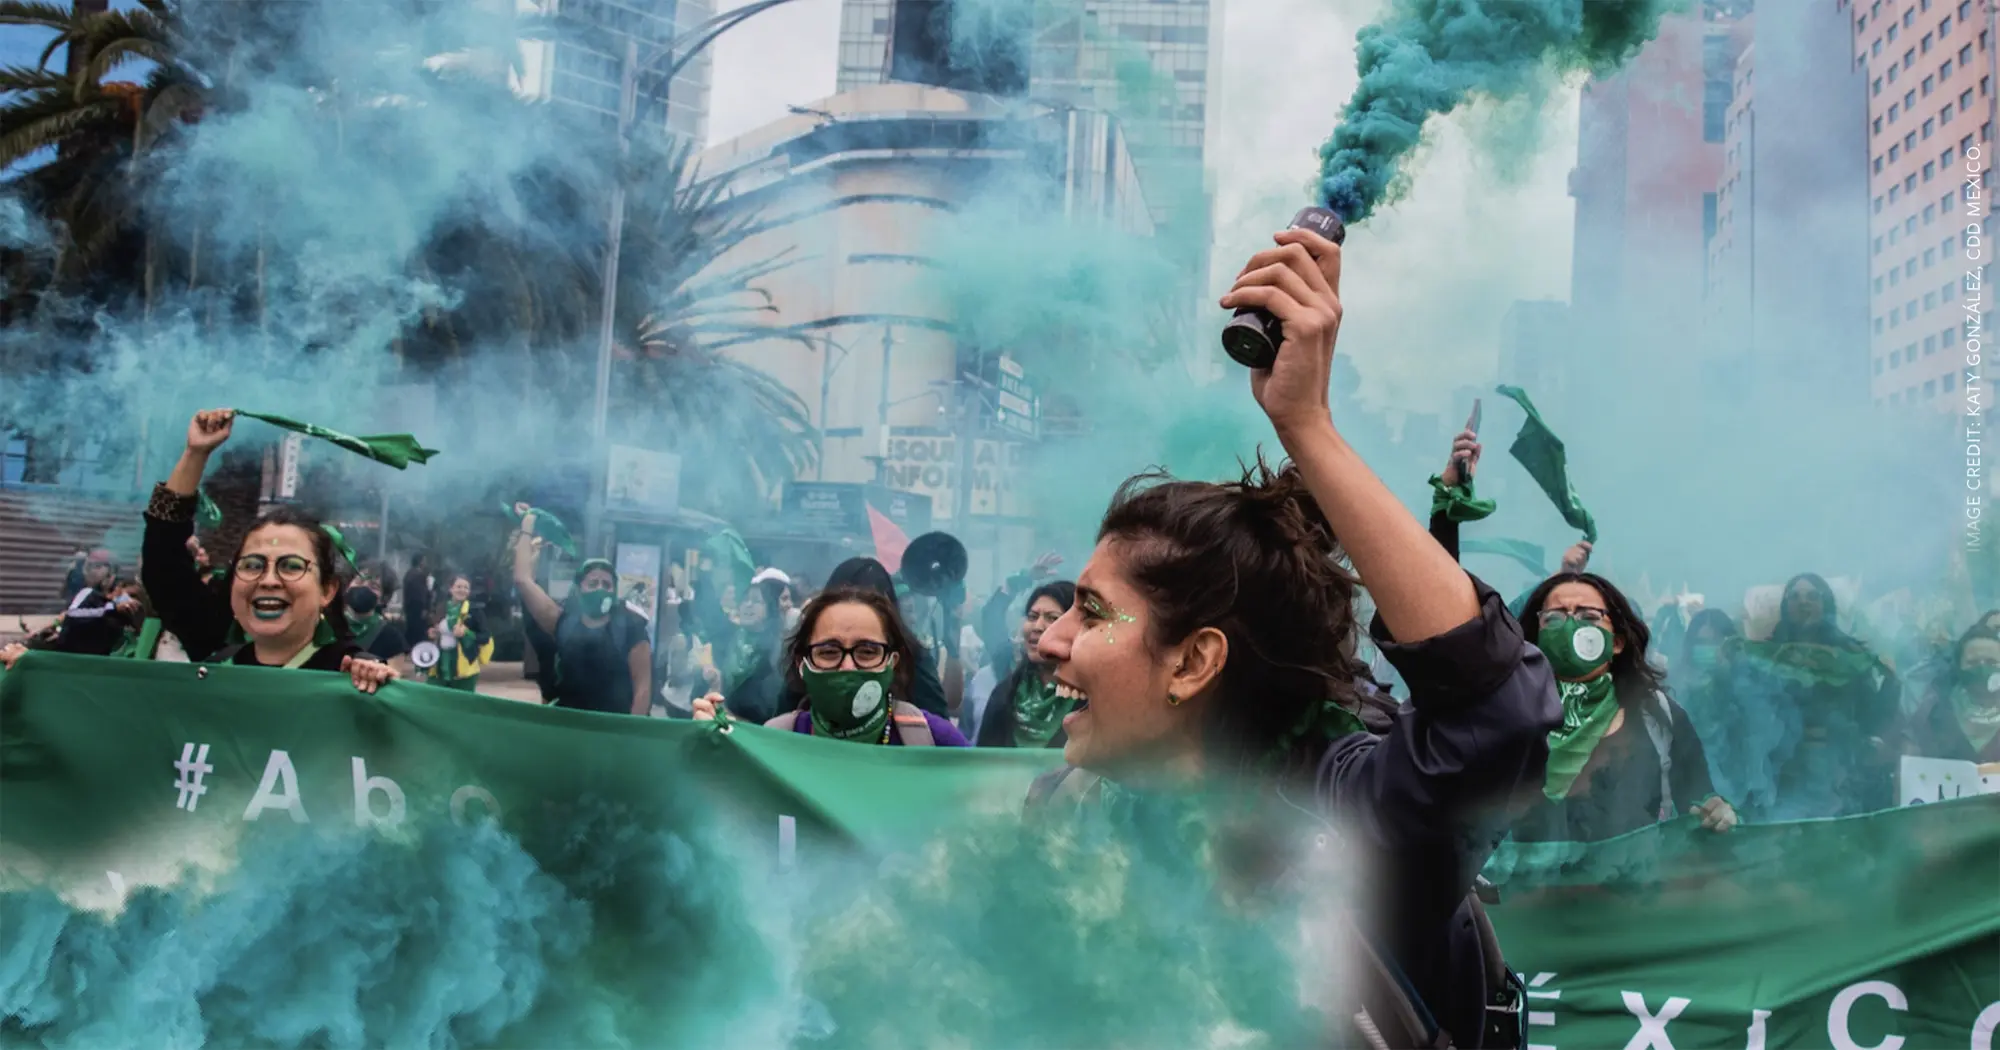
[705,0,1583,415]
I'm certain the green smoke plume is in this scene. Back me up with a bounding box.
[1317,0,1676,220]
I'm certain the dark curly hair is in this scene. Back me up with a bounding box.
[780,586,919,704]
[1519,571,1667,707]
[229,505,353,640]
[1096,453,1374,777]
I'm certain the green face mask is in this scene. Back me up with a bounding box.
[1541,617,1614,680]
[802,663,895,742]
[576,589,616,619]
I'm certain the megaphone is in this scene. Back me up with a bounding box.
[900,532,968,597]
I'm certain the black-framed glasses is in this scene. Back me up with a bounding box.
[806,640,889,671]
[1537,606,1609,628]
[235,553,315,583]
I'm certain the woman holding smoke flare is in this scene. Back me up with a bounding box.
[1023,226,1559,1050]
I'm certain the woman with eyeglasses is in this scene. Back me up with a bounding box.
[1510,572,1733,842]
[692,587,969,746]
[202,506,397,692]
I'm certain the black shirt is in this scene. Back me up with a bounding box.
[1509,694,1719,843]
[228,639,365,673]
[551,608,645,714]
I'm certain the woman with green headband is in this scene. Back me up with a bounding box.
[513,519,652,716]
[1509,571,1735,843]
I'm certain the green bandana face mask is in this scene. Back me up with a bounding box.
[576,590,616,619]
[1012,675,1072,748]
[1541,617,1614,680]
[803,663,896,742]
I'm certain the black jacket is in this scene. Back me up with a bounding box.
[1315,576,1558,1048]
[141,485,232,661]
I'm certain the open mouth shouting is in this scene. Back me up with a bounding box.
[250,596,291,622]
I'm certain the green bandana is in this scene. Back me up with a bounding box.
[1544,674,1619,800]
[111,618,163,660]
[1011,675,1072,748]
[196,490,223,531]
[234,410,439,470]
[1427,474,1497,523]
[505,503,580,559]
[348,610,385,647]
[803,665,895,742]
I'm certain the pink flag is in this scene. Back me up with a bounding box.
[867,504,909,574]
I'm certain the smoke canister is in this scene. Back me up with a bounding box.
[1220,207,1347,370]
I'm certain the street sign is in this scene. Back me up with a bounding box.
[994,354,1038,440]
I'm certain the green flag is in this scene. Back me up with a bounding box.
[503,503,580,559]
[1459,537,1547,579]
[1494,385,1597,543]
[234,410,439,470]
[701,528,756,596]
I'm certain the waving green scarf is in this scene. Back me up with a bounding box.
[1544,674,1619,800]
[1012,675,1072,748]
[234,410,439,470]
[1427,474,1496,523]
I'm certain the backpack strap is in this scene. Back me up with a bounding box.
[1640,693,1676,821]
[1342,911,1454,1049]
[1467,896,1527,1050]
[890,701,934,746]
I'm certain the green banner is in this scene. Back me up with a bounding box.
[2,655,1995,1049]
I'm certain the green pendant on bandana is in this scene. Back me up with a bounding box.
[576,590,616,619]
[1544,674,1619,800]
[803,665,895,742]
[1012,676,1072,748]
[1541,618,1614,680]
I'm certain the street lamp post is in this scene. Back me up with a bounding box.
[582,0,816,558]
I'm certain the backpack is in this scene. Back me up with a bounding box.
[1025,766,1526,1050]
[765,701,936,746]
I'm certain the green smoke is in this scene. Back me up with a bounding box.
[1317,0,1676,220]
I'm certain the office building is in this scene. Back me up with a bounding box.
[837,0,1216,234]
[1851,0,1999,412]
[1704,4,1869,407]
[517,0,715,142]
